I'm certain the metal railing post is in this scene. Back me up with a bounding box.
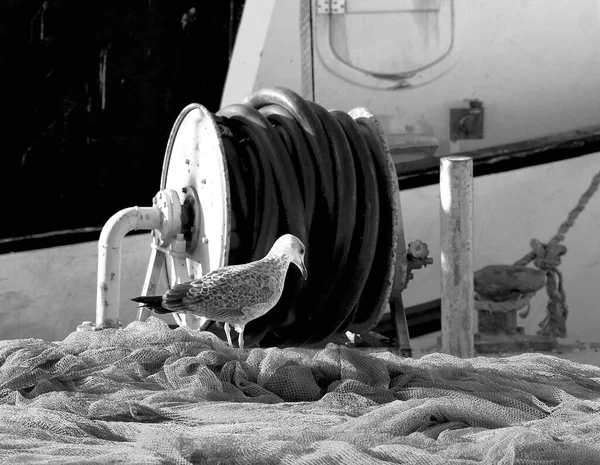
[440,156,474,358]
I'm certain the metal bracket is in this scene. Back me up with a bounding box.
[77,321,98,332]
[318,0,442,15]
[450,99,485,141]
[317,0,346,14]
[390,296,412,358]
[151,189,182,247]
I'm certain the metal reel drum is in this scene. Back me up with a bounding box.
[139,104,231,326]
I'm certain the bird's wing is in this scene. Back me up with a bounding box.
[163,262,279,321]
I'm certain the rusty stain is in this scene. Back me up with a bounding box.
[412,2,441,47]
[417,115,434,136]
[453,257,461,287]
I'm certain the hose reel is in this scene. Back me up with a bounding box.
[91,87,432,352]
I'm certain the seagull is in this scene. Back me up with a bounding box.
[132,234,307,350]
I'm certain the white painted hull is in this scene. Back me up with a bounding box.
[223,0,600,158]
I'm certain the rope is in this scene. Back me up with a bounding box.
[510,167,600,338]
[514,168,600,267]
[167,87,396,348]
[299,0,315,101]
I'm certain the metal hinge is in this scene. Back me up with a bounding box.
[317,0,346,15]
[317,0,442,15]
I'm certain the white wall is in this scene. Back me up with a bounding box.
[223,0,600,155]
[0,235,171,342]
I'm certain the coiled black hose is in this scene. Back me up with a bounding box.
[212,87,396,348]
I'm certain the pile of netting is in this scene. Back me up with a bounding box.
[1,317,600,464]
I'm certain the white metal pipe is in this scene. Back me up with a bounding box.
[170,234,189,328]
[96,206,162,328]
[440,156,474,358]
[169,234,190,286]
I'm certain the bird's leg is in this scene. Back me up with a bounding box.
[224,322,233,347]
[238,329,244,351]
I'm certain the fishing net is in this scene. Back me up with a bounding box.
[1,317,599,464]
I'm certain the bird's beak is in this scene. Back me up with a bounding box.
[295,259,308,280]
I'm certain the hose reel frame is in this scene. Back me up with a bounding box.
[92,87,430,355]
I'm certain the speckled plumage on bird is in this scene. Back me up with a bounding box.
[132,234,307,349]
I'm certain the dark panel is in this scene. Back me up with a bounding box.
[3,0,245,241]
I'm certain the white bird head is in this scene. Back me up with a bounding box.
[269,234,307,279]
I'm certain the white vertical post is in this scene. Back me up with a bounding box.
[220,0,277,107]
[440,156,474,358]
